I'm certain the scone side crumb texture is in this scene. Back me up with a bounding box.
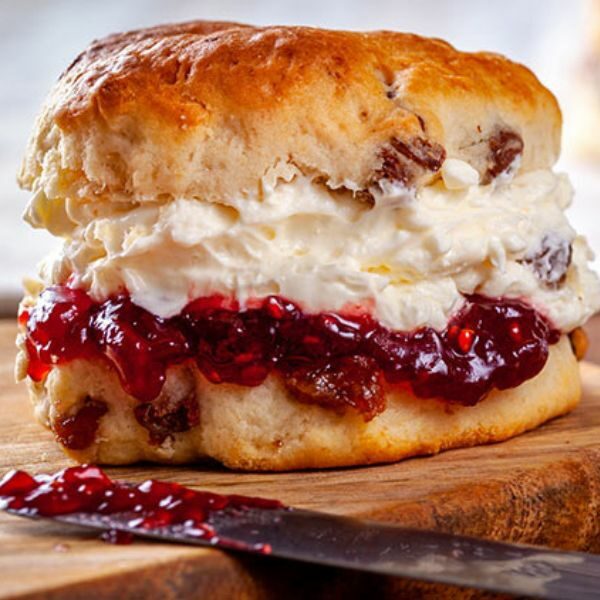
[18,22,560,206]
[19,336,580,471]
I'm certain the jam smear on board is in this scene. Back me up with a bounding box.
[22,287,559,422]
[0,465,282,550]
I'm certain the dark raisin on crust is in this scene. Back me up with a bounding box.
[390,137,446,172]
[283,355,386,421]
[53,396,108,450]
[134,393,200,445]
[520,233,573,287]
[377,145,411,186]
[358,136,446,199]
[484,129,524,183]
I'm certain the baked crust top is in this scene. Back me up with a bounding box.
[18,21,561,204]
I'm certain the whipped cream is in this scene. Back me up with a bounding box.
[28,161,600,332]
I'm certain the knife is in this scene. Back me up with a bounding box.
[6,504,600,599]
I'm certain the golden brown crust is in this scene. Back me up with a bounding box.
[19,336,580,471]
[19,21,561,206]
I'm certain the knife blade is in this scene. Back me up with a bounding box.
[7,505,600,599]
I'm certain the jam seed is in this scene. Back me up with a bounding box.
[302,335,322,346]
[234,352,255,364]
[264,296,286,319]
[447,325,460,339]
[508,322,522,343]
[457,329,475,353]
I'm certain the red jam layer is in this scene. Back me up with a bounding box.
[0,466,282,549]
[22,286,559,416]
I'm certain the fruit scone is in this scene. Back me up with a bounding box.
[15,21,600,470]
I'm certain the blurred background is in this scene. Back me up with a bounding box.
[1,0,600,316]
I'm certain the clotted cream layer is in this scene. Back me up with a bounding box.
[24,162,600,332]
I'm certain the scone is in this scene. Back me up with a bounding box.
[16,22,600,470]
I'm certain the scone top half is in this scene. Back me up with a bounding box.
[20,22,559,203]
[14,22,600,468]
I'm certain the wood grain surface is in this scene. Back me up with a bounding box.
[0,321,599,599]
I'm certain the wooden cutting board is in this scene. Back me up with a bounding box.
[0,321,599,600]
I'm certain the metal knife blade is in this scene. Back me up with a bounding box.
[7,506,600,599]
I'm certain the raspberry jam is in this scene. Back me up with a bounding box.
[0,466,282,549]
[22,287,559,423]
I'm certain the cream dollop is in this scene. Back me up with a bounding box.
[31,161,600,332]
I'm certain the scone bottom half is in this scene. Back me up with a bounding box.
[16,287,585,470]
[15,22,599,470]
